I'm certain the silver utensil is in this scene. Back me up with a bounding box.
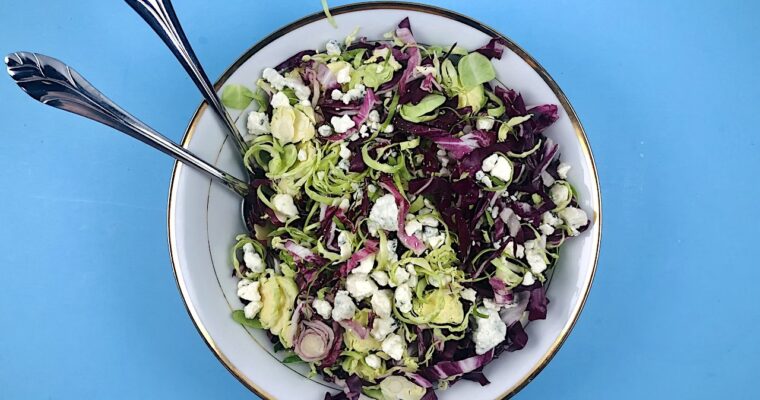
[5,51,250,198]
[124,0,248,155]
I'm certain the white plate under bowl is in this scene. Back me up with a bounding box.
[168,2,601,399]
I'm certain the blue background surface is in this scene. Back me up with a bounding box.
[1,0,758,399]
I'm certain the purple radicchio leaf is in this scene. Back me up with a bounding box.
[420,349,495,381]
[475,37,509,60]
[275,50,315,72]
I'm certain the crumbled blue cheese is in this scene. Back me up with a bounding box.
[481,154,499,172]
[272,193,298,219]
[461,288,477,302]
[262,67,310,101]
[330,114,355,133]
[522,271,536,286]
[381,333,405,360]
[422,226,446,249]
[476,116,495,131]
[312,298,333,319]
[325,39,341,56]
[270,91,291,109]
[318,124,334,137]
[337,231,353,259]
[331,290,357,321]
[371,316,397,341]
[559,206,588,236]
[524,238,548,274]
[542,211,562,226]
[371,289,394,318]
[346,273,378,301]
[371,270,390,286]
[394,285,413,313]
[352,254,375,275]
[490,156,513,182]
[365,354,382,369]
[297,148,308,161]
[549,183,571,206]
[369,194,399,232]
[246,111,270,138]
[391,266,410,287]
[404,219,423,237]
[418,215,439,227]
[237,279,262,319]
[336,64,352,84]
[339,144,351,159]
[472,307,507,355]
[332,84,366,104]
[557,162,571,179]
[242,243,264,273]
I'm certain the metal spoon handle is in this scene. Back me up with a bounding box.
[125,0,247,155]
[5,51,248,197]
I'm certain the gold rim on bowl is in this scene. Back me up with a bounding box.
[167,2,602,399]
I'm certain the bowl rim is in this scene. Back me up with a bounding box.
[167,2,602,399]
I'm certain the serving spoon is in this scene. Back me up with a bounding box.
[5,52,255,225]
[124,0,248,156]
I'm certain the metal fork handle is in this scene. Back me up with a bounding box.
[125,0,248,156]
[5,51,249,197]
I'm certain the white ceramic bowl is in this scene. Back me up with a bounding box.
[168,3,601,399]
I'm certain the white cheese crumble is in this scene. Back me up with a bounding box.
[524,238,548,274]
[339,144,351,159]
[371,316,397,341]
[422,226,446,249]
[237,279,262,319]
[550,183,571,206]
[490,156,513,182]
[476,116,495,131]
[394,285,413,313]
[312,298,333,320]
[559,206,589,236]
[325,39,341,56]
[473,307,507,355]
[365,354,382,369]
[352,254,375,275]
[346,273,377,301]
[371,270,390,287]
[270,91,291,109]
[461,288,477,302]
[368,110,380,122]
[246,111,270,138]
[331,290,357,321]
[242,243,264,273]
[262,67,310,101]
[381,333,405,361]
[317,124,334,137]
[369,194,399,232]
[272,193,298,219]
[371,289,394,318]
[392,266,410,287]
[337,231,352,259]
[331,114,356,133]
[404,219,423,237]
[522,271,536,286]
[481,154,499,172]
[557,162,571,179]
[336,64,352,84]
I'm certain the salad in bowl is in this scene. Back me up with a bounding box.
[220,16,590,400]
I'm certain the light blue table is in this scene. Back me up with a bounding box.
[1,0,758,399]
